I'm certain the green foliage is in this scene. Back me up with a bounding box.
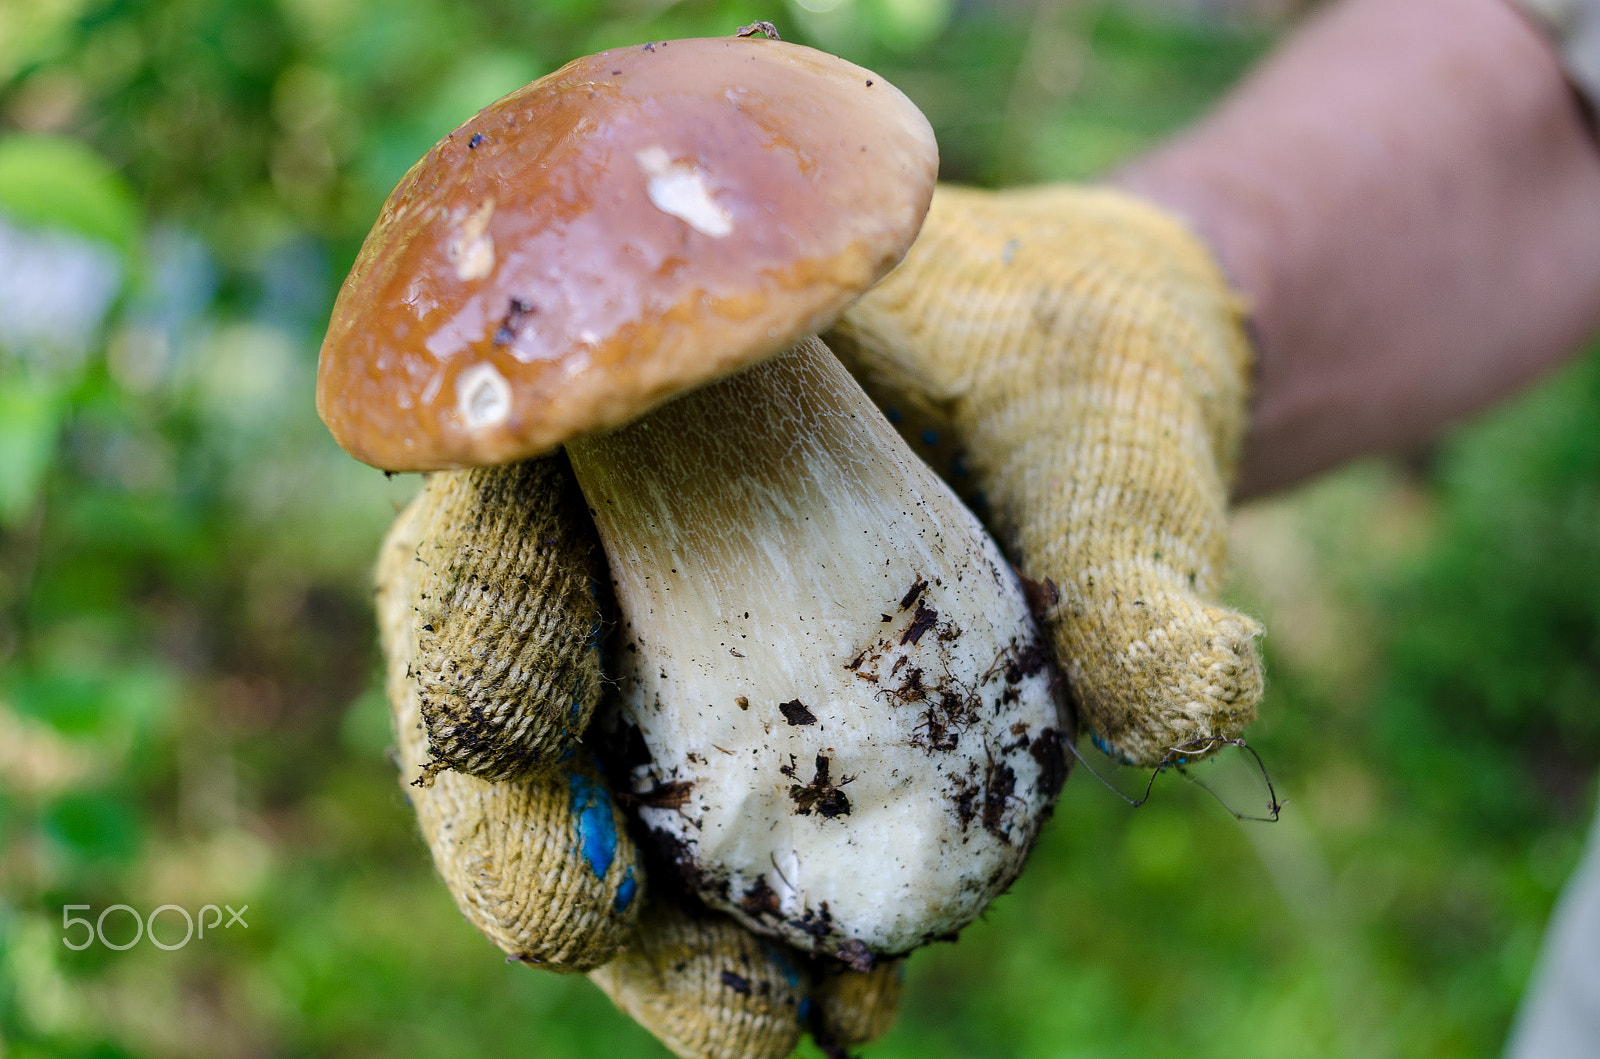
[0,1,1593,1057]
[0,373,68,523]
[0,134,139,252]
[1377,356,1600,833]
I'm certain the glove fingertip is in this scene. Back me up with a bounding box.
[589,905,808,1059]
[377,503,643,971]
[1070,596,1264,769]
[408,456,606,782]
[810,958,905,1052]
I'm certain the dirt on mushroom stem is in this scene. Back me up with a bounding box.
[570,335,1070,958]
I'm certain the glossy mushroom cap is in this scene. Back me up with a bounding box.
[316,36,938,471]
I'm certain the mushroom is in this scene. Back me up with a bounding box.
[317,34,1069,961]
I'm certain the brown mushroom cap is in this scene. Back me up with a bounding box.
[316,36,938,471]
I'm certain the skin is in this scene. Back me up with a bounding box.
[1115,0,1600,498]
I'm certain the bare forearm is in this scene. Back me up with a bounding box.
[1116,0,1600,498]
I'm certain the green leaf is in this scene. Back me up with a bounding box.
[41,789,142,864]
[7,668,108,736]
[0,371,66,524]
[7,661,178,740]
[0,0,91,83]
[0,134,140,253]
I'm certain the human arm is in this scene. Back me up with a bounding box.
[1116,0,1600,497]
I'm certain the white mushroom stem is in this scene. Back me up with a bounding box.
[566,336,1068,958]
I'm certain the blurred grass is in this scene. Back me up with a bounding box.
[0,0,1596,1056]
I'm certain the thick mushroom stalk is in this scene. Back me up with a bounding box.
[570,335,1069,959]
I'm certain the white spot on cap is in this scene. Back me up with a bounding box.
[448,199,496,281]
[457,362,511,430]
[636,147,733,238]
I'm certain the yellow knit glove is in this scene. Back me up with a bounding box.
[374,462,899,1059]
[589,906,902,1059]
[831,184,1264,768]
[368,181,1260,1055]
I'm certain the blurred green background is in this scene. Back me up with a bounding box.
[0,0,1596,1056]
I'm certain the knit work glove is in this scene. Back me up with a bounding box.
[374,460,899,1059]
[368,181,1263,1057]
[831,184,1263,767]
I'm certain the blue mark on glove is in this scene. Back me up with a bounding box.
[762,942,803,989]
[920,428,940,447]
[613,867,637,912]
[568,771,618,879]
[797,995,812,1022]
[885,407,904,424]
[1091,732,1135,766]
